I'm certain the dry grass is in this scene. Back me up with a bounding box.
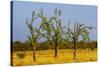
[12,49,97,66]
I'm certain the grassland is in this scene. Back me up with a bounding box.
[12,49,97,66]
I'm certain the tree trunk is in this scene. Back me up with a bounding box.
[33,47,36,62]
[32,47,36,62]
[73,37,77,62]
[54,41,58,57]
[73,47,76,62]
[54,46,57,57]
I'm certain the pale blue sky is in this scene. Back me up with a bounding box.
[12,1,97,42]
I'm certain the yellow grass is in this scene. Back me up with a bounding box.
[12,49,97,66]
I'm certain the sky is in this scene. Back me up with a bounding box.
[12,1,97,42]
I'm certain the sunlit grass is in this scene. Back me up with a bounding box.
[12,49,97,66]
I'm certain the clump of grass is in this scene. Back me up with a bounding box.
[89,58,95,61]
[16,52,26,59]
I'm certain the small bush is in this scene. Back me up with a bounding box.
[16,52,26,59]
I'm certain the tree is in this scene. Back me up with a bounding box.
[37,9,63,57]
[65,19,92,62]
[50,9,63,57]
[26,11,41,62]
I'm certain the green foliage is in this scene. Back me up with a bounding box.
[88,41,97,50]
[26,10,41,47]
[77,41,86,49]
[13,41,32,51]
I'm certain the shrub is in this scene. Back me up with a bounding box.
[16,52,26,59]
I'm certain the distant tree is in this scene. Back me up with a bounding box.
[77,40,86,49]
[89,41,97,50]
[13,41,33,51]
[14,41,23,45]
[65,20,93,62]
[13,41,24,51]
